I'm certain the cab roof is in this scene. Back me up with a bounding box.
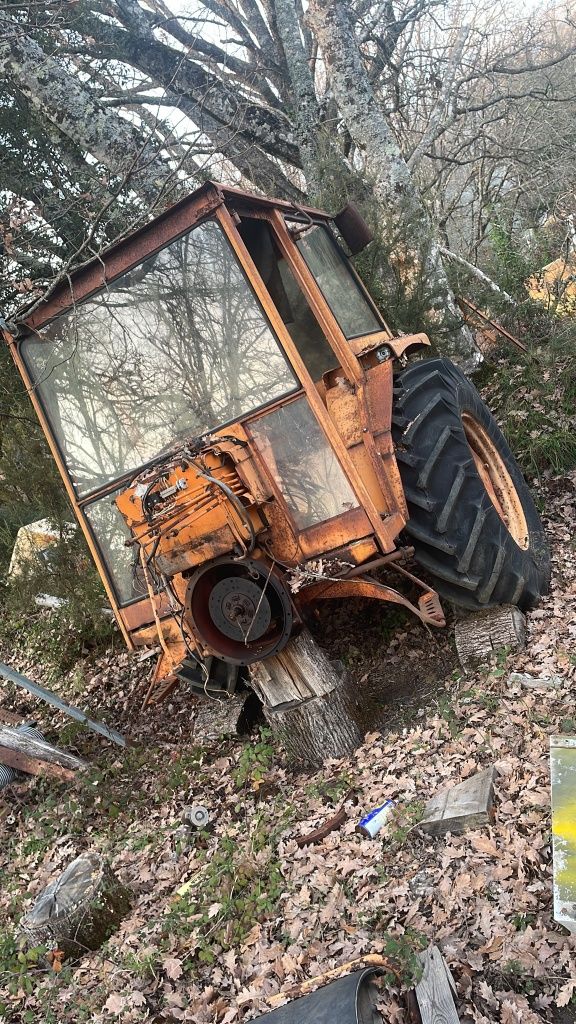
[20,181,331,333]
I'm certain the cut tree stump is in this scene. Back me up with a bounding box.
[454,605,526,670]
[250,630,362,766]
[413,945,460,1024]
[21,852,131,958]
[193,691,261,741]
[419,766,496,836]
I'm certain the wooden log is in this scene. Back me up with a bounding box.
[419,766,495,836]
[251,631,362,766]
[0,726,86,771]
[0,708,23,726]
[0,745,76,782]
[413,945,460,1024]
[21,852,131,959]
[454,605,526,670]
[193,691,261,741]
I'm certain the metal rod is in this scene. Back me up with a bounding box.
[0,662,126,748]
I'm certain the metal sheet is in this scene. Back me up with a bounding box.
[253,969,382,1023]
[550,735,576,932]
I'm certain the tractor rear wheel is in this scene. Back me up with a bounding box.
[392,357,550,611]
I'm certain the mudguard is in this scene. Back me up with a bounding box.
[253,968,382,1023]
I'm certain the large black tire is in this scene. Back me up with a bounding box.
[392,357,550,611]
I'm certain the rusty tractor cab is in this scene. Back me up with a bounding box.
[5,182,549,705]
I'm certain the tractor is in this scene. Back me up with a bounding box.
[3,182,550,706]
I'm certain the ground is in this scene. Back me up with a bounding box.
[1,467,575,1024]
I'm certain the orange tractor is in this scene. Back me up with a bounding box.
[4,183,550,702]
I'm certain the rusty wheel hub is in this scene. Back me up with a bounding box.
[462,413,529,549]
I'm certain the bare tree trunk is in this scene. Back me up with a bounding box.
[274,0,323,196]
[0,15,178,208]
[307,0,477,368]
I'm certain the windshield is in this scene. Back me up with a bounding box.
[21,220,296,496]
[294,224,381,339]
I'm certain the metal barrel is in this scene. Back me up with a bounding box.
[0,723,45,791]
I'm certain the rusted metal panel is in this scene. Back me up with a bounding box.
[296,577,445,627]
[298,509,374,559]
[359,360,409,522]
[326,380,363,447]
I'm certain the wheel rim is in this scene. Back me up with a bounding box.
[462,413,529,550]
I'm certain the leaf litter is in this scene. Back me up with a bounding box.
[0,469,575,1023]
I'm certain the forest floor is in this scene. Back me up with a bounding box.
[0,465,575,1024]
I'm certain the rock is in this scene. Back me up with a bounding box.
[508,672,564,689]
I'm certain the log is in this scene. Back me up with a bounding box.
[193,691,261,741]
[250,631,362,766]
[413,945,460,1024]
[0,708,22,726]
[21,852,131,958]
[454,605,526,670]
[0,725,86,771]
[0,745,76,782]
[419,766,495,836]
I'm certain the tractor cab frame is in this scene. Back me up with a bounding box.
[5,181,444,703]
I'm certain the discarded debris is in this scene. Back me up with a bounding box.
[357,800,395,838]
[172,824,195,855]
[255,967,382,1022]
[454,605,526,670]
[21,852,131,959]
[550,735,576,934]
[508,671,564,689]
[412,945,460,1024]
[181,805,211,830]
[419,766,496,836]
[296,805,347,847]
[267,955,402,1010]
[0,723,86,786]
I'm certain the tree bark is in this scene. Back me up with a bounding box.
[306,0,477,368]
[250,630,362,766]
[274,0,323,195]
[0,15,178,208]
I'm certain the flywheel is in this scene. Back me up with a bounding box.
[185,557,294,665]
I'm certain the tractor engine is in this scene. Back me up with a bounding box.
[114,435,295,668]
